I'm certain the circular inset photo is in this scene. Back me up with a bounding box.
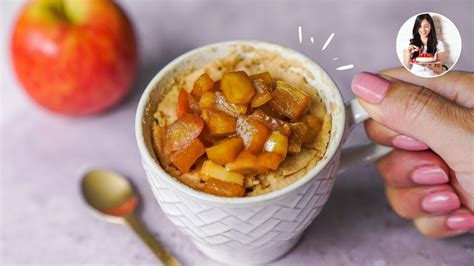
[396,12,462,78]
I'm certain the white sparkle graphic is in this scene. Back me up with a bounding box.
[321,33,335,51]
[296,27,354,72]
[298,26,302,44]
[336,64,354,71]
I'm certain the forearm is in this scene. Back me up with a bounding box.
[403,50,411,69]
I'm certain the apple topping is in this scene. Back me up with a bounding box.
[250,72,272,88]
[200,160,244,185]
[192,73,215,97]
[270,81,310,121]
[202,109,237,137]
[263,131,288,157]
[288,122,308,153]
[236,116,271,153]
[156,69,325,197]
[197,125,215,147]
[177,88,191,118]
[199,91,215,109]
[221,71,255,104]
[250,72,273,108]
[258,102,286,120]
[215,91,248,117]
[301,114,323,143]
[250,79,272,108]
[169,138,206,173]
[165,113,204,152]
[249,110,292,135]
[204,178,246,197]
[258,152,284,170]
[176,88,200,117]
[188,93,201,114]
[226,150,267,175]
[206,137,244,165]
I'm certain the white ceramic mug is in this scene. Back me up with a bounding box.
[135,41,391,265]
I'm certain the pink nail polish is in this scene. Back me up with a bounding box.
[421,191,460,213]
[392,135,429,151]
[351,72,390,103]
[412,166,449,185]
[447,214,474,231]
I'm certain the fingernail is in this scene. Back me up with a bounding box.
[351,72,390,103]
[447,213,474,231]
[422,191,460,213]
[392,135,429,151]
[412,166,449,185]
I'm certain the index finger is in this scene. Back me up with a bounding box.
[379,67,474,108]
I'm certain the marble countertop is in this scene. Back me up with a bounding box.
[1,1,473,265]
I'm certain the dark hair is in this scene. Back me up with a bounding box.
[410,14,438,54]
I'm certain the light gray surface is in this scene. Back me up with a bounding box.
[1,0,473,265]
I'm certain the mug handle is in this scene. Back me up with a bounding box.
[337,99,393,174]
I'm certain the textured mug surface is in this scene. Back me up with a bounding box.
[135,41,346,265]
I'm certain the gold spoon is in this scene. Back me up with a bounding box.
[81,169,180,266]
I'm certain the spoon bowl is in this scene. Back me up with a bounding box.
[82,169,138,223]
[81,169,180,266]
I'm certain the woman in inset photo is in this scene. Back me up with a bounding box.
[403,14,445,77]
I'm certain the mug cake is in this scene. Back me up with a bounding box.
[151,46,331,197]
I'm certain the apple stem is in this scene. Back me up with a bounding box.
[48,0,69,22]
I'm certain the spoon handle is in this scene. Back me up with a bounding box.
[125,214,181,266]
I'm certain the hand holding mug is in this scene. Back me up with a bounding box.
[352,68,474,238]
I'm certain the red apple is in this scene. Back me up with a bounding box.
[11,0,138,116]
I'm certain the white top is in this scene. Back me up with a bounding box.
[409,40,445,77]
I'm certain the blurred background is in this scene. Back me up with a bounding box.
[1,0,473,265]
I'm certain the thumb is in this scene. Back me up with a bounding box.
[351,72,474,195]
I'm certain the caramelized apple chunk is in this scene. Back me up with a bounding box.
[197,126,214,147]
[226,150,267,174]
[258,152,284,170]
[264,131,288,157]
[202,109,236,137]
[177,88,191,118]
[250,78,272,108]
[288,122,308,153]
[192,73,214,97]
[249,110,292,135]
[301,114,323,143]
[200,160,244,185]
[206,137,244,165]
[199,91,215,109]
[169,138,206,173]
[221,71,255,104]
[165,113,204,152]
[204,178,245,197]
[236,116,271,153]
[215,91,247,117]
[188,93,201,114]
[258,102,286,120]
[176,88,200,117]
[212,80,221,91]
[270,81,310,121]
[250,72,272,87]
